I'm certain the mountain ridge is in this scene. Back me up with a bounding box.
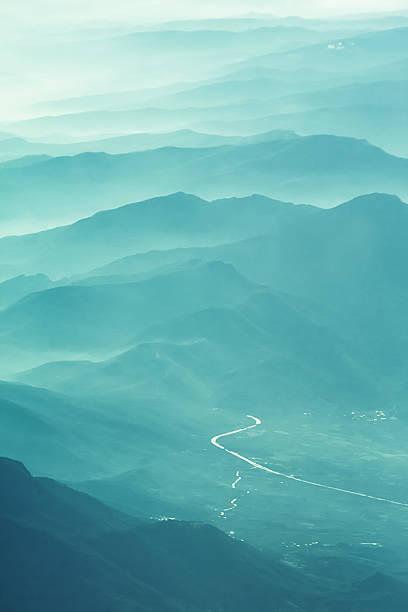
[0,132,407,234]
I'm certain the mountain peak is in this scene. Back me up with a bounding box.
[333,192,406,214]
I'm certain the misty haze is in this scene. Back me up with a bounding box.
[1,1,408,611]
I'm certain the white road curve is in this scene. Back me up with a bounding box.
[211,415,408,508]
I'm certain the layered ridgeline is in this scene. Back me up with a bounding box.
[197,80,408,156]
[5,26,408,159]
[8,20,400,124]
[2,193,408,548]
[10,78,408,156]
[2,10,408,611]
[0,129,295,162]
[227,27,408,76]
[0,134,407,233]
[2,192,408,379]
[0,192,312,278]
[0,377,203,481]
[7,24,358,117]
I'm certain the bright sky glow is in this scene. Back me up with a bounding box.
[1,0,407,32]
[0,0,406,119]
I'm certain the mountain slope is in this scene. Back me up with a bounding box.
[14,285,378,414]
[0,192,310,278]
[0,261,258,350]
[64,192,408,374]
[0,456,315,612]
[203,104,408,157]
[232,27,408,73]
[0,134,407,232]
[0,380,181,480]
[0,129,296,162]
[0,273,53,308]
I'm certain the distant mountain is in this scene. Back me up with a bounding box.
[0,262,258,351]
[24,25,358,115]
[32,57,403,120]
[0,273,53,309]
[0,134,406,233]
[159,14,408,33]
[0,154,52,167]
[17,335,233,404]
[106,26,340,58]
[233,80,408,155]
[50,192,408,374]
[200,103,408,157]
[0,128,296,163]
[151,78,408,131]
[15,25,350,117]
[150,76,332,109]
[0,192,310,278]
[0,131,18,141]
[0,377,213,481]
[231,27,408,74]
[278,80,408,114]
[29,82,192,114]
[4,13,408,610]
[17,182,407,412]
[4,191,405,346]
[16,286,377,413]
[144,193,408,373]
[0,381,110,479]
[3,102,280,139]
[360,57,408,82]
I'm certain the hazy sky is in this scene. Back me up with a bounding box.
[0,0,406,119]
[2,0,408,30]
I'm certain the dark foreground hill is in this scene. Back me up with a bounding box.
[0,456,310,612]
[1,456,407,612]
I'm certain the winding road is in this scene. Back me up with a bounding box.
[211,415,408,508]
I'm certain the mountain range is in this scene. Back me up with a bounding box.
[2,10,408,610]
[0,134,407,233]
[0,128,295,162]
